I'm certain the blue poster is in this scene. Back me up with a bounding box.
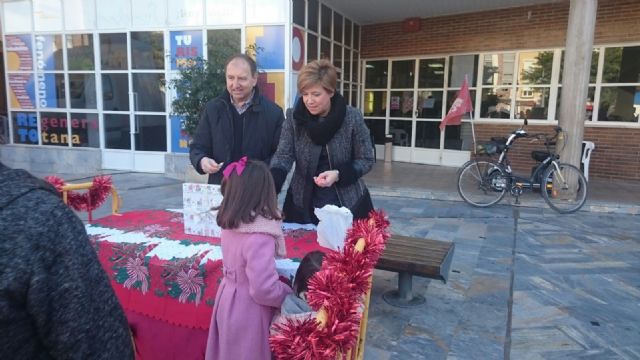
[171,115,190,153]
[170,30,203,70]
[37,73,58,108]
[13,112,39,144]
[254,26,285,70]
[34,35,61,71]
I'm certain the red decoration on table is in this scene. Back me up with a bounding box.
[45,175,113,212]
[270,210,390,359]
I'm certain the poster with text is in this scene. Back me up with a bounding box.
[5,34,33,71]
[170,30,203,70]
[171,115,190,153]
[8,74,36,109]
[247,26,285,70]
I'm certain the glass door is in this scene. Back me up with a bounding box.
[100,32,167,172]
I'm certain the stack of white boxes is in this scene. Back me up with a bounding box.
[182,183,223,237]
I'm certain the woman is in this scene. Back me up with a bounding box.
[270,59,375,224]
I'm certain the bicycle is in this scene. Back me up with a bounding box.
[457,120,588,214]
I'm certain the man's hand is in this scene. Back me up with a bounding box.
[313,170,339,188]
[200,157,224,174]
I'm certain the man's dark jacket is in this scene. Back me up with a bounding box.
[0,163,134,359]
[189,87,285,184]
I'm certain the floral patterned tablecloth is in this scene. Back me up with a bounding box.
[87,209,321,359]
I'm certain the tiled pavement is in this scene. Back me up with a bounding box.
[27,162,640,359]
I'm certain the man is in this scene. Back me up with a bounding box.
[0,162,134,359]
[190,54,285,184]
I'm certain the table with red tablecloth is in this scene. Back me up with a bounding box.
[86,209,322,360]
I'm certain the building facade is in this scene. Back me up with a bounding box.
[1,0,639,180]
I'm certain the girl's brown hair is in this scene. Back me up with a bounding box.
[216,159,282,229]
[297,59,337,93]
[293,250,325,297]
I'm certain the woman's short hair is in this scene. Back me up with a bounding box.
[293,250,325,297]
[225,53,258,76]
[216,159,281,229]
[297,59,337,93]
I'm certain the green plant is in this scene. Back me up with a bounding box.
[168,43,263,137]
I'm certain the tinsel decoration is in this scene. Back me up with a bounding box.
[45,175,113,212]
[270,210,390,359]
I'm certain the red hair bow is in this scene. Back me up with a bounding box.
[223,156,248,179]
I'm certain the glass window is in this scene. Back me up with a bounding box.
[559,50,599,83]
[351,84,358,107]
[132,73,166,112]
[100,33,127,70]
[12,112,39,145]
[8,74,36,110]
[105,113,130,149]
[364,118,385,144]
[481,87,511,118]
[307,0,319,33]
[391,60,415,89]
[363,91,386,116]
[333,12,343,43]
[556,87,595,121]
[353,24,360,50]
[344,48,351,82]
[343,87,350,106]
[135,115,166,151]
[353,51,360,83]
[417,91,443,119]
[69,73,96,109]
[344,19,352,48]
[443,122,473,150]
[333,43,342,70]
[41,112,69,146]
[449,55,478,87]
[131,31,164,70]
[518,51,553,85]
[418,58,445,88]
[38,73,66,109]
[390,91,413,118]
[102,73,130,111]
[207,29,241,68]
[70,112,99,148]
[597,86,640,122]
[514,87,550,120]
[292,0,305,26]
[365,60,387,89]
[415,121,440,149]
[307,33,318,61]
[603,46,640,83]
[321,5,331,38]
[482,53,515,86]
[35,35,64,71]
[389,120,411,146]
[66,34,94,70]
[320,38,331,60]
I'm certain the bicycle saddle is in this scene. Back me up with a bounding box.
[531,150,550,162]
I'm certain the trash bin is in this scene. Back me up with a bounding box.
[384,134,393,162]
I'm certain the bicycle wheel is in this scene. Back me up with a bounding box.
[457,160,507,207]
[541,163,588,213]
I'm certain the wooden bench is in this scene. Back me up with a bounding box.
[375,235,455,307]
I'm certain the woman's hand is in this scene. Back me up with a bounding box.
[313,170,339,187]
[200,157,224,174]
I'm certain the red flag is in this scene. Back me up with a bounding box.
[440,76,473,131]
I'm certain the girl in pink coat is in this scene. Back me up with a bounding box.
[205,157,292,360]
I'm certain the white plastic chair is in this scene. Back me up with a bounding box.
[581,141,595,181]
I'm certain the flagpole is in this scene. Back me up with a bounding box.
[464,74,477,155]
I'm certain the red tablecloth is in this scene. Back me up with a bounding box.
[87,210,321,360]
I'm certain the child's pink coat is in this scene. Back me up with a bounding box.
[205,229,292,360]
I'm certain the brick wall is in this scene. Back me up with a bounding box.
[361,0,640,180]
[472,124,640,181]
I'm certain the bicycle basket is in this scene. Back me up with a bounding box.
[476,137,507,155]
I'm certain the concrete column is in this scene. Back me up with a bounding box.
[558,0,597,167]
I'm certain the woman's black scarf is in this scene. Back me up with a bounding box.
[293,92,347,146]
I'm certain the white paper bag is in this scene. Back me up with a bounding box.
[183,183,223,237]
[314,204,353,251]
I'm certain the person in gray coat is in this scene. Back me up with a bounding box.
[270,60,374,224]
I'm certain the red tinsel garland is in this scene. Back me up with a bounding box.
[44,175,113,212]
[270,210,390,359]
